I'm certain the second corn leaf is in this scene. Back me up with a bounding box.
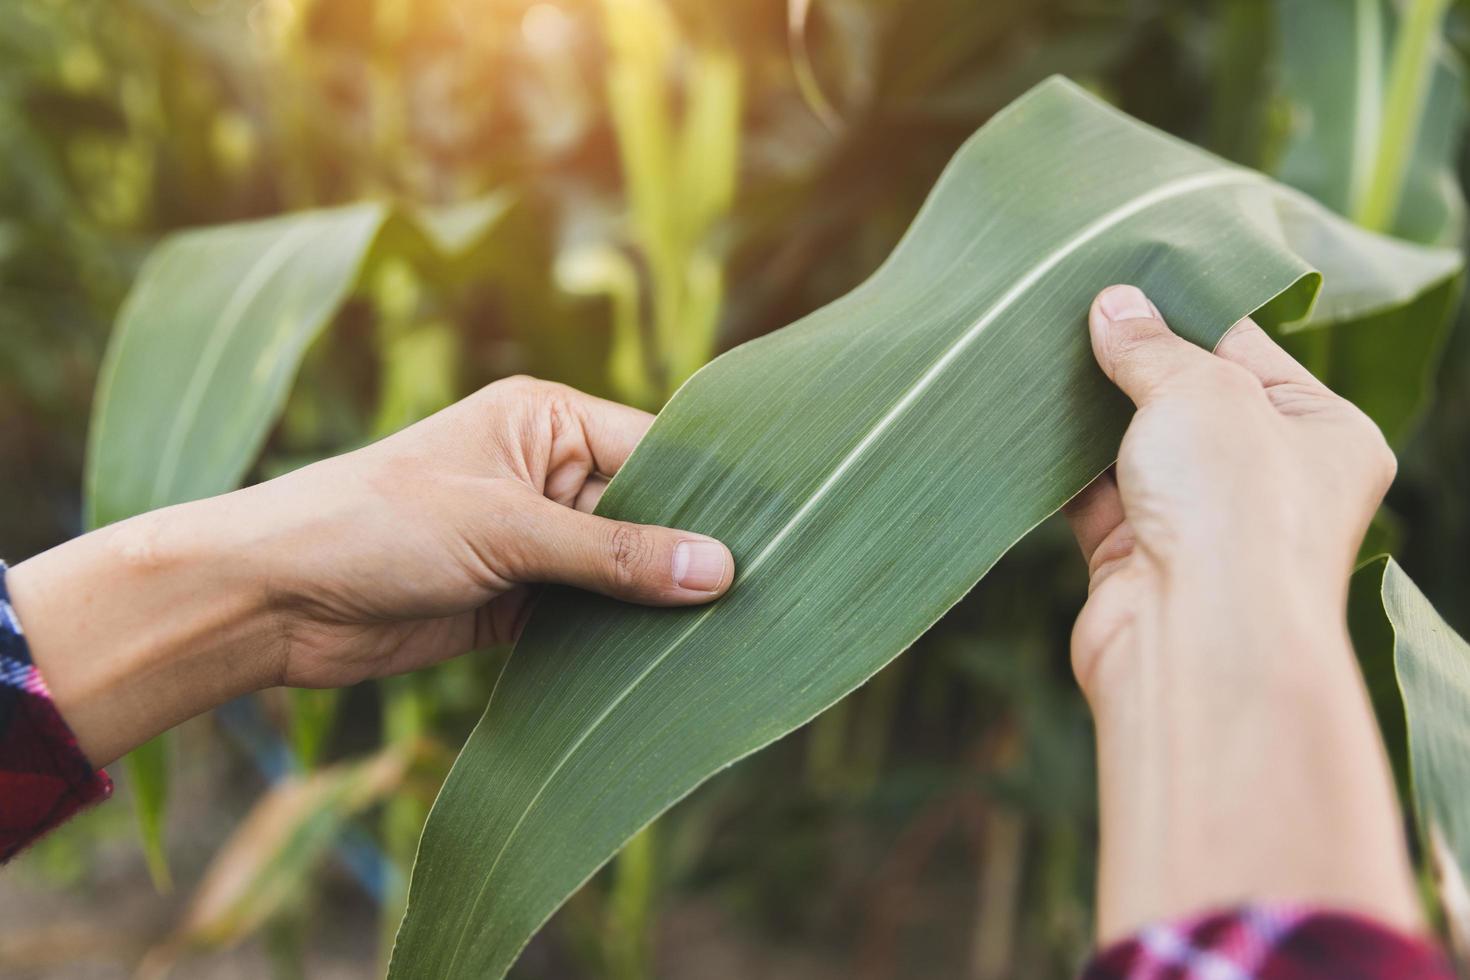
[389,77,1460,978]
[1353,557,1470,958]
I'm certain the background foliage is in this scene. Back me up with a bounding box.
[2,0,1469,977]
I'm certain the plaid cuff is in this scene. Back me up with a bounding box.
[0,561,112,861]
[1082,903,1453,980]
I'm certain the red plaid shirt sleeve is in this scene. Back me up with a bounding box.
[1082,904,1454,979]
[0,561,112,861]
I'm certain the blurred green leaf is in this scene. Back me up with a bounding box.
[1207,0,1272,166]
[389,77,1456,979]
[788,0,844,133]
[1276,0,1465,244]
[136,745,414,979]
[412,191,518,257]
[85,203,389,529]
[127,734,172,893]
[286,688,340,771]
[1354,556,1470,956]
[1272,0,1466,445]
[372,322,460,438]
[601,2,742,400]
[557,244,654,407]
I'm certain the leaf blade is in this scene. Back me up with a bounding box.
[391,77,1460,978]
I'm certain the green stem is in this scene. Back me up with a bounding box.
[1353,0,1452,232]
[1208,0,1270,166]
[605,824,658,980]
[287,688,339,771]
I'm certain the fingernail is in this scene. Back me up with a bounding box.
[1098,285,1158,322]
[673,540,728,592]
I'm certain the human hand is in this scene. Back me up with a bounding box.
[9,377,732,765]
[1064,284,1396,699]
[243,376,734,689]
[1064,284,1417,941]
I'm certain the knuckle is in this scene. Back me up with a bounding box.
[1106,318,1168,364]
[542,384,579,447]
[489,374,546,403]
[607,522,655,590]
[1263,380,1330,415]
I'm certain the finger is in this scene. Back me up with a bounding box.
[575,475,610,513]
[507,493,734,605]
[1213,316,1322,389]
[1062,469,1125,565]
[1089,285,1218,407]
[558,387,656,477]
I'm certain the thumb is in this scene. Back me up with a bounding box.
[1088,285,1217,407]
[506,493,734,606]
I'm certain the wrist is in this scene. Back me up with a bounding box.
[8,494,284,766]
[1082,568,1349,721]
[1083,572,1419,940]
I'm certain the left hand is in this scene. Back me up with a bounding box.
[9,377,733,765]
[244,376,734,689]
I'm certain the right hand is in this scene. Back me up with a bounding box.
[1061,284,1417,941]
[1064,284,1396,699]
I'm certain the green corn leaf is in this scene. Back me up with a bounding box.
[1271,0,1466,444]
[85,196,520,530]
[389,77,1460,978]
[128,733,172,893]
[1353,557,1470,953]
[85,203,389,530]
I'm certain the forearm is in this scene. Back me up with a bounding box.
[6,493,281,767]
[1087,574,1421,943]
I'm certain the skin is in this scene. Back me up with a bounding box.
[1066,284,1421,942]
[6,377,734,767]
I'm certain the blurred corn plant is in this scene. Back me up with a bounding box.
[558,0,741,407]
[4,0,1470,977]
